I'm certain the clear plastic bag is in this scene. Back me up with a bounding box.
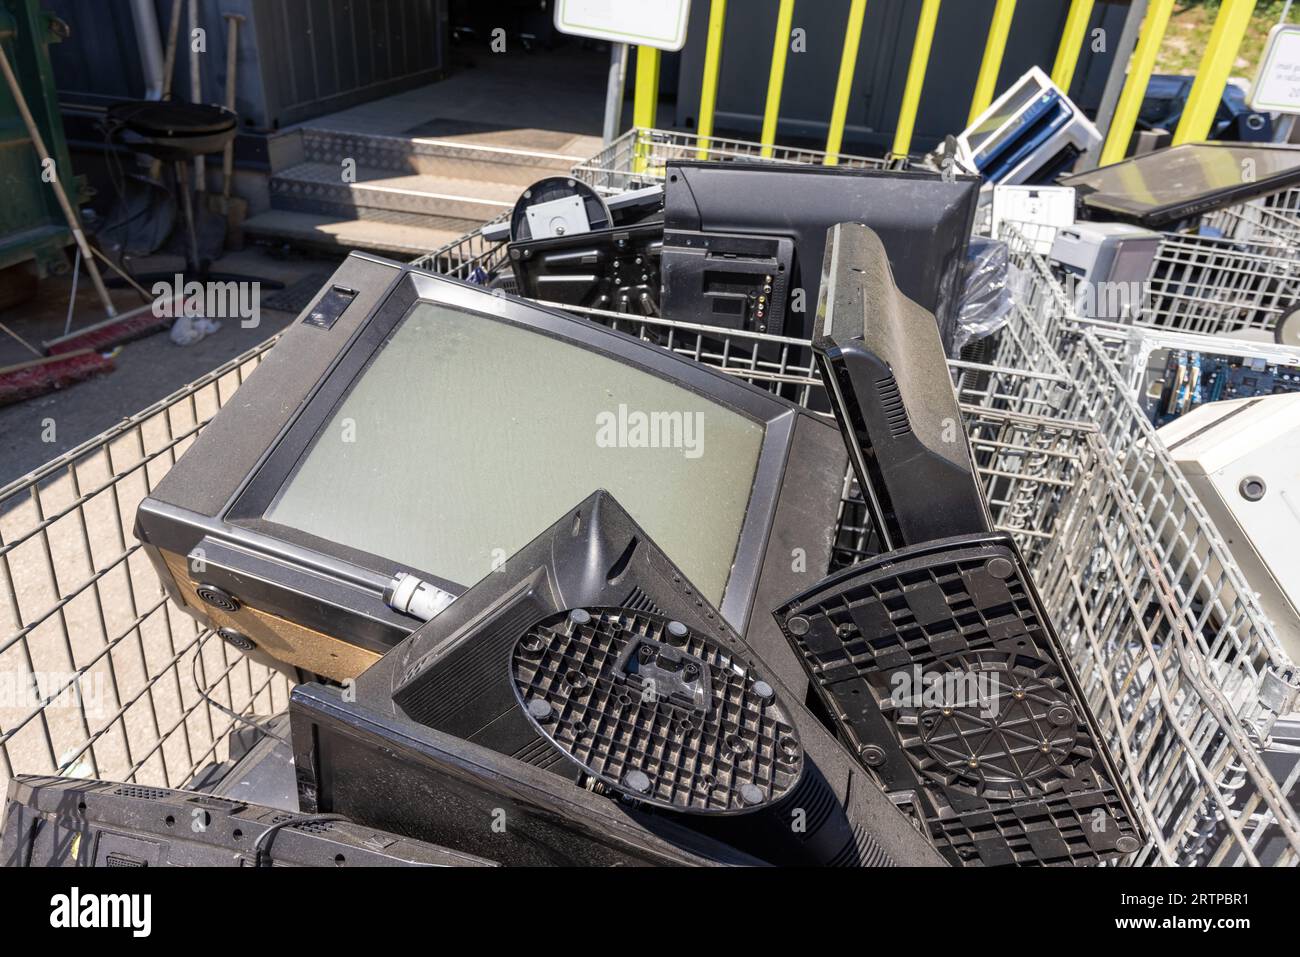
[954,237,1013,351]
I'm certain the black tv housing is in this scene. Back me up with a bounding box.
[133,252,847,686]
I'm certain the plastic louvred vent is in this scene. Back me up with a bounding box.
[876,375,911,437]
[511,607,804,815]
[113,785,171,801]
[775,534,1143,867]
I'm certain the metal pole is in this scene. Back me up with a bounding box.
[1174,0,1259,145]
[0,43,117,318]
[632,45,660,173]
[601,42,628,145]
[824,0,869,165]
[695,0,727,159]
[189,0,205,194]
[892,0,942,159]
[1051,0,1096,92]
[969,0,1018,124]
[760,0,796,157]
[1081,0,1152,171]
[221,13,245,213]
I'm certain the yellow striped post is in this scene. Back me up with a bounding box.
[1099,0,1175,167]
[632,45,661,172]
[969,0,1018,124]
[891,0,942,159]
[1051,0,1096,91]
[696,0,728,159]
[1173,0,1259,145]
[824,0,869,165]
[760,0,797,158]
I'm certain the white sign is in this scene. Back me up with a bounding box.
[1251,24,1300,114]
[554,0,692,52]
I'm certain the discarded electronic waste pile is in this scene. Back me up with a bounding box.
[1,154,1146,869]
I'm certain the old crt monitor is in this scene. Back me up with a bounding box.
[134,252,848,683]
[662,161,980,350]
[815,223,990,550]
[290,491,948,867]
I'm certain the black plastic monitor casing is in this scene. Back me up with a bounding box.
[660,230,795,336]
[1062,142,1300,229]
[774,532,1145,867]
[290,491,949,867]
[814,223,991,551]
[133,252,847,683]
[0,775,497,867]
[508,221,664,315]
[663,161,981,351]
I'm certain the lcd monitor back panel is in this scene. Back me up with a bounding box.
[663,161,980,351]
[774,533,1144,867]
[814,223,990,550]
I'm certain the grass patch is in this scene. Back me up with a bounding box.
[1157,0,1298,76]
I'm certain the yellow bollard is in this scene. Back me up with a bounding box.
[1173,0,1259,146]
[969,0,1018,124]
[1099,0,1176,167]
[824,0,869,165]
[1051,0,1096,92]
[760,0,797,158]
[891,0,942,159]
[696,0,728,160]
[632,46,661,173]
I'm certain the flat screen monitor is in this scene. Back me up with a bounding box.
[1062,142,1300,228]
[663,161,980,351]
[134,253,847,684]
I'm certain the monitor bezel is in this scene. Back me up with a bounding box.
[219,267,799,630]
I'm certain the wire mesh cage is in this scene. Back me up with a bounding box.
[1002,224,1300,866]
[0,343,292,800]
[571,127,896,192]
[5,129,1300,868]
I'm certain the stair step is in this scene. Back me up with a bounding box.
[300,127,588,184]
[243,210,474,257]
[271,162,520,223]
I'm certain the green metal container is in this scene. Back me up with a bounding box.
[0,0,81,280]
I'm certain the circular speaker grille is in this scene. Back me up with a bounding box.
[196,584,239,613]
[512,607,803,815]
[893,652,1089,800]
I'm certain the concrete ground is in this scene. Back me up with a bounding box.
[1,248,334,489]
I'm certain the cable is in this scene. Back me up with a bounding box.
[189,630,291,745]
[253,813,349,867]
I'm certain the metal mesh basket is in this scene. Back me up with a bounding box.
[5,129,1299,867]
[0,343,292,798]
[571,127,896,192]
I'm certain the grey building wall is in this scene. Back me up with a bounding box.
[672,0,1129,152]
[45,0,448,131]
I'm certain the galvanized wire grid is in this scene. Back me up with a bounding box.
[4,126,1297,866]
[1003,223,1300,866]
[0,341,290,799]
[571,127,897,192]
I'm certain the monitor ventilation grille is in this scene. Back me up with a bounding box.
[877,376,911,437]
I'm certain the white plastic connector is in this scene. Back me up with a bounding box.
[384,572,455,622]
